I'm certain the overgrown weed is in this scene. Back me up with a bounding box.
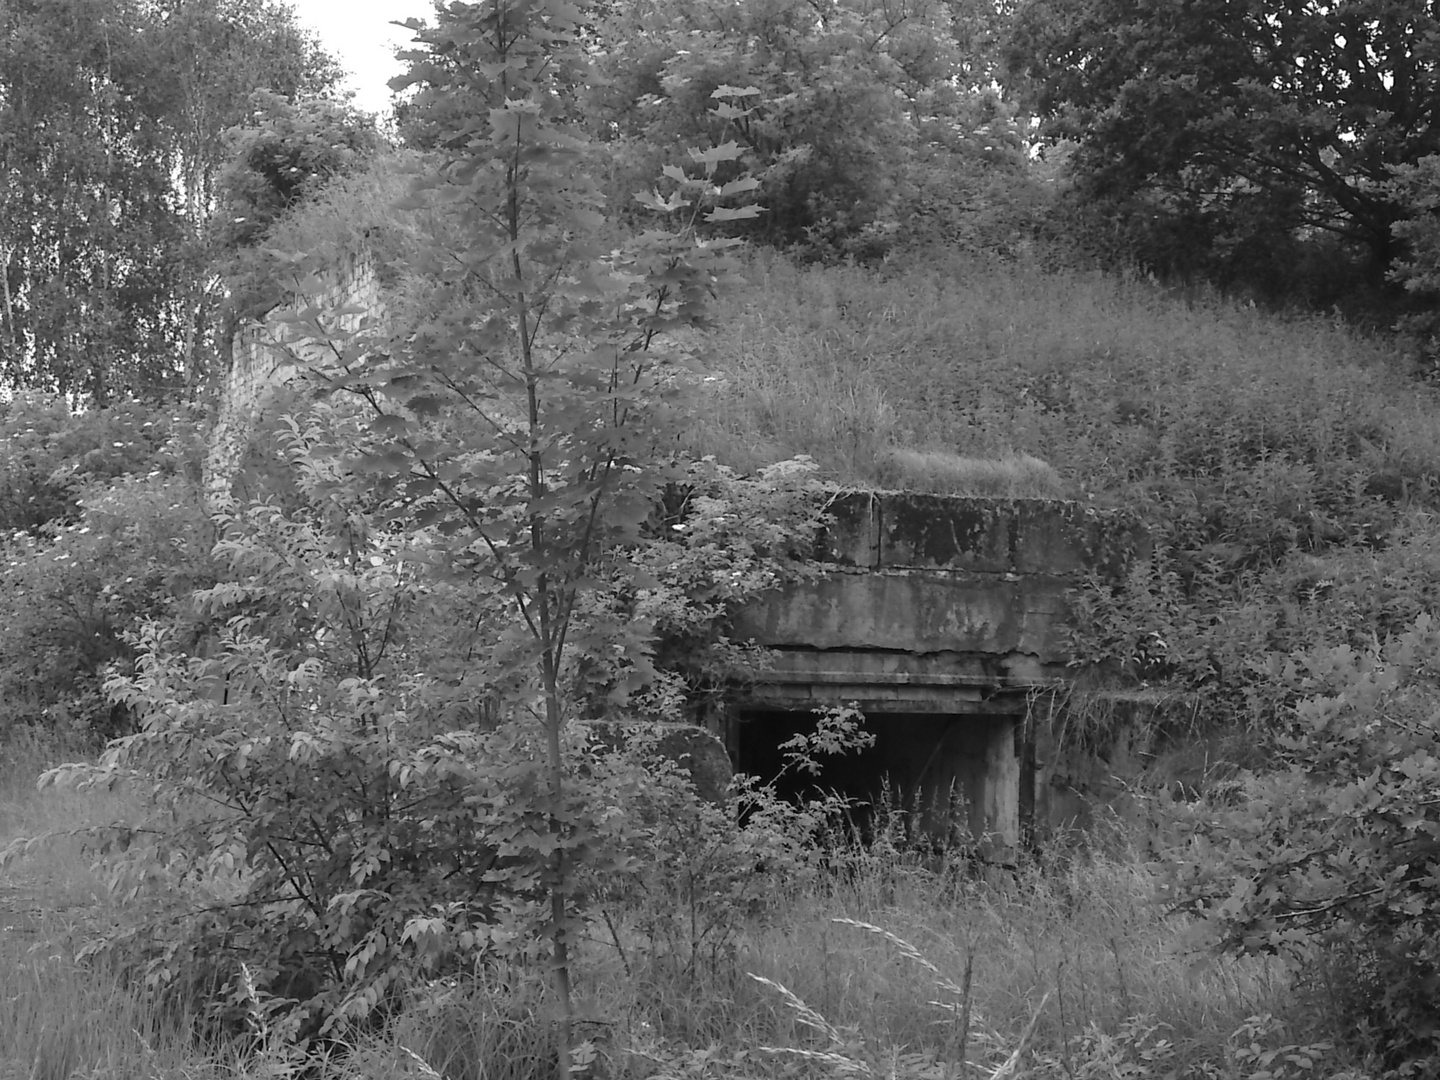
[3,242,1415,1076]
[690,247,1424,499]
[756,847,1291,1065]
[0,902,214,1079]
[690,247,1440,735]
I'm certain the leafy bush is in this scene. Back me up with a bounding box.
[213,90,381,257]
[0,394,194,534]
[212,90,384,331]
[0,475,215,743]
[0,397,207,744]
[614,705,873,998]
[1168,613,1440,1071]
[12,489,626,1041]
[4,462,831,1045]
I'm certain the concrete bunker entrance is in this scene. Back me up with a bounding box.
[724,490,1148,846]
[736,707,1023,847]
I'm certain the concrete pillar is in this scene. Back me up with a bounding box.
[983,717,1021,848]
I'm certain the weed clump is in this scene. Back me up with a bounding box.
[873,447,1068,497]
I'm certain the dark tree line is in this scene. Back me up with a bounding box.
[1006,0,1440,314]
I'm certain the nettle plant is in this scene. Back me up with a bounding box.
[2,0,840,1069]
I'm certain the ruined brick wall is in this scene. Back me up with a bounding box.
[203,253,384,514]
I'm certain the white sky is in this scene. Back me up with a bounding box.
[287,0,436,117]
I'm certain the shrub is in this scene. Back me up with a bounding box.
[0,421,831,1049]
[1168,613,1440,1071]
[0,471,212,743]
[12,495,609,1042]
[0,394,193,534]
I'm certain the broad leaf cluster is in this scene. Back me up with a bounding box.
[1169,614,1440,1069]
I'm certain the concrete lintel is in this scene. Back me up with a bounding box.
[740,687,1033,715]
[755,645,1067,686]
[759,669,1013,688]
[733,573,1071,659]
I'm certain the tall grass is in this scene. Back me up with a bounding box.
[372,838,1314,1080]
[634,847,1291,1063]
[2,747,1329,1080]
[689,248,1435,505]
[0,735,216,1080]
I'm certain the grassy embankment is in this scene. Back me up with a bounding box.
[695,247,1432,504]
[697,247,1440,739]
[6,246,1430,1077]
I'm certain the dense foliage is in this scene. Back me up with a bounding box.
[392,0,1040,262]
[8,0,1440,1073]
[27,454,831,1044]
[2,0,841,1064]
[1171,615,1440,1071]
[0,395,209,743]
[212,91,385,337]
[1006,0,1440,309]
[213,93,383,259]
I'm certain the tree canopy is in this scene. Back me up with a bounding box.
[1006,0,1440,281]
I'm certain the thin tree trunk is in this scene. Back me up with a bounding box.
[0,242,15,360]
[512,121,573,1075]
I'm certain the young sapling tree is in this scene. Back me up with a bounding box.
[294,0,767,1068]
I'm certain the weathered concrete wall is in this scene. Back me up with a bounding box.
[733,491,1145,700]
[727,491,1147,847]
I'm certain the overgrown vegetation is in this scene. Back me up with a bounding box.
[8,251,1439,1076]
[5,0,1440,1074]
[2,751,1320,1080]
[692,249,1440,715]
[6,250,1440,1077]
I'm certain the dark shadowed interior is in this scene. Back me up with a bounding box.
[735,708,1018,843]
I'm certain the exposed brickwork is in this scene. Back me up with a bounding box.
[204,254,384,513]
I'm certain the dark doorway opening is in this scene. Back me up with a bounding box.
[735,708,1019,844]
